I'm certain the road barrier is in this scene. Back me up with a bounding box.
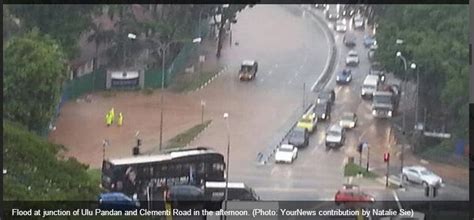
[256,6,337,165]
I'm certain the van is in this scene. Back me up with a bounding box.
[361,75,379,99]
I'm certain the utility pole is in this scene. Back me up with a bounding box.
[366,143,370,172]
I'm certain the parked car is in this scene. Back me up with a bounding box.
[335,187,375,205]
[339,112,357,129]
[343,33,356,47]
[369,62,386,83]
[363,34,376,48]
[336,69,352,84]
[288,127,309,148]
[353,14,365,30]
[313,100,331,120]
[402,166,443,187]
[368,45,377,61]
[345,50,359,66]
[275,144,298,164]
[325,6,340,20]
[98,192,140,210]
[167,185,205,201]
[296,113,318,133]
[317,89,336,105]
[238,60,258,81]
[334,19,347,32]
[325,124,345,148]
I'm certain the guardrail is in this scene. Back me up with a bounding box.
[256,6,337,165]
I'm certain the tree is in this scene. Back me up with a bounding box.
[4,30,67,134]
[216,4,251,58]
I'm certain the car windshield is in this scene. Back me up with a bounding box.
[349,53,357,57]
[315,105,326,112]
[342,114,353,121]
[241,65,252,72]
[373,95,392,103]
[341,70,350,76]
[300,118,312,123]
[279,147,293,152]
[363,85,376,90]
[420,170,433,175]
[319,93,330,99]
[328,130,341,136]
[291,130,304,139]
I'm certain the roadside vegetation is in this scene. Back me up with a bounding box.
[165,120,212,149]
[373,5,468,164]
[171,70,221,92]
[344,163,378,178]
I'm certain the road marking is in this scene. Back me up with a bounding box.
[392,190,402,210]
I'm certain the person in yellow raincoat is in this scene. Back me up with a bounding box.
[109,108,115,124]
[117,112,123,126]
[106,112,112,127]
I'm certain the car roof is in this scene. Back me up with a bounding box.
[280,144,294,149]
[348,50,357,55]
[364,75,379,83]
[328,124,343,131]
[242,60,255,66]
[406,166,427,171]
[342,112,354,117]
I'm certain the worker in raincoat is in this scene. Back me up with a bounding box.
[118,112,123,126]
[106,112,112,127]
[109,108,115,124]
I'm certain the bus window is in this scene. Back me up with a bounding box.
[198,163,205,174]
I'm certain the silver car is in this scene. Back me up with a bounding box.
[345,50,359,66]
[402,166,443,187]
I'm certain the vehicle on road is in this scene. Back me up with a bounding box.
[372,84,401,118]
[361,75,380,99]
[313,100,331,120]
[341,5,355,18]
[339,112,357,129]
[101,147,225,194]
[334,188,375,205]
[353,14,365,30]
[368,45,377,61]
[325,5,340,20]
[287,127,309,148]
[275,144,298,164]
[314,4,326,9]
[99,192,140,210]
[335,19,347,32]
[345,50,359,66]
[343,33,356,47]
[204,181,260,201]
[325,124,345,148]
[166,185,205,201]
[363,34,376,48]
[317,89,336,105]
[336,69,352,84]
[238,60,258,81]
[369,62,386,83]
[402,166,443,187]
[297,113,318,133]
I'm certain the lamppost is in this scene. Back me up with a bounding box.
[396,51,407,186]
[102,139,109,161]
[410,63,419,128]
[158,37,202,152]
[223,112,230,220]
[201,100,206,124]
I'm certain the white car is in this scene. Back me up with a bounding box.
[325,124,345,148]
[275,144,298,163]
[335,20,347,32]
[339,112,357,129]
[353,15,364,29]
[345,50,359,66]
[402,166,443,187]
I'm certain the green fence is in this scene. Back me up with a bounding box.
[62,68,107,100]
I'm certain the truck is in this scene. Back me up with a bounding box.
[372,84,401,118]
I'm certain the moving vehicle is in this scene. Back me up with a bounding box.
[335,188,375,205]
[339,112,357,129]
[204,181,259,201]
[345,50,359,66]
[98,192,140,210]
[314,4,326,9]
[369,62,386,83]
[325,124,345,148]
[166,185,205,201]
[325,5,340,20]
[313,100,331,120]
[343,33,356,47]
[101,147,225,195]
[317,89,336,105]
[275,144,298,164]
[363,34,376,48]
[288,127,309,148]
[336,69,352,84]
[297,113,318,133]
[402,166,443,187]
[361,75,380,99]
[368,45,377,61]
[341,5,355,18]
[335,19,347,32]
[353,14,364,30]
[372,84,401,118]
[238,60,258,81]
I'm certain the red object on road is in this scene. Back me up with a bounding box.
[334,189,375,205]
[383,152,390,162]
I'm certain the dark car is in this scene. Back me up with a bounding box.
[336,69,352,84]
[317,89,336,105]
[313,101,331,120]
[167,185,205,201]
[288,127,309,148]
[363,34,376,48]
[343,33,356,47]
[368,45,376,61]
[98,192,140,211]
[369,62,386,83]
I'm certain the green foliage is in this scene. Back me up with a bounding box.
[374,5,468,143]
[344,163,378,178]
[3,121,100,200]
[165,120,212,149]
[4,30,67,133]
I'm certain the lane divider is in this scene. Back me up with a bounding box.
[187,65,229,94]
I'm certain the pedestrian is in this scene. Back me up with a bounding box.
[106,113,112,127]
[118,112,123,126]
[109,108,115,124]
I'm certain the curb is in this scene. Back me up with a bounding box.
[257,6,337,165]
[187,66,229,94]
[185,121,213,147]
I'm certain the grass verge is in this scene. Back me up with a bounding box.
[87,168,102,186]
[172,70,221,92]
[344,163,378,178]
[165,120,212,149]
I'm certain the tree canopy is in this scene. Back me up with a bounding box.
[4,29,67,134]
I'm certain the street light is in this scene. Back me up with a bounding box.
[158,37,203,151]
[201,100,206,124]
[410,63,419,128]
[396,51,410,188]
[123,33,137,68]
[223,112,230,220]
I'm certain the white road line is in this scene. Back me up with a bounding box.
[392,190,403,210]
